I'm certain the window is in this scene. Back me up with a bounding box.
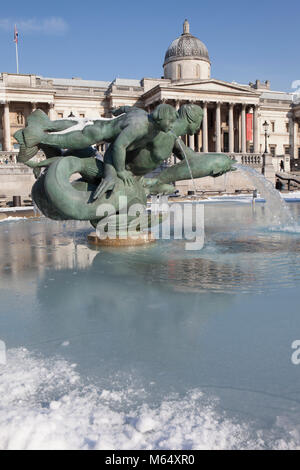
[177,64,181,80]
[298,148,300,158]
[269,145,276,157]
[271,121,275,132]
[286,122,289,133]
[195,64,200,79]
[58,112,63,119]
[79,113,85,118]
[284,146,290,155]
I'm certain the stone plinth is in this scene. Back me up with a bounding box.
[262,153,276,185]
[87,231,156,247]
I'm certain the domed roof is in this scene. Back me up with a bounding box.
[164,20,210,65]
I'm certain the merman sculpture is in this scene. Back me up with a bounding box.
[14,104,235,235]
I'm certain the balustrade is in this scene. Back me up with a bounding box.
[0,151,45,166]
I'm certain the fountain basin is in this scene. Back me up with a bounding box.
[1,200,300,449]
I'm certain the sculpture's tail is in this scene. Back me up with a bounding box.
[22,110,78,148]
[26,109,53,129]
[14,129,39,163]
[33,155,147,224]
[43,157,103,221]
[13,110,51,149]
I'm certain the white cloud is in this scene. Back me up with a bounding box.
[0,17,68,35]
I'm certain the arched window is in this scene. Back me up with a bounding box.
[177,64,181,80]
[196,64,200,79]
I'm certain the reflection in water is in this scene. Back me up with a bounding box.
[1,202,300,449]
[0,220,97,280]
[1,203,300,295]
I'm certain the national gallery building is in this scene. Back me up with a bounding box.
[0,20,299,171]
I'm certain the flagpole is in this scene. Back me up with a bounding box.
[14,24,19,74]
[15,40,19,74]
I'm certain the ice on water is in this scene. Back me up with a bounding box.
[1,201,300,449]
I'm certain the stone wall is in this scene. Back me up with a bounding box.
[0,165,35,198]
[175,170,255,195]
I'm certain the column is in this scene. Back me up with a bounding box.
[238,110,242,152]
[189,134,195,150]
[49,102,56,120]
[253,105,259,153]
[289,114,297,160]
[3,102,11,151]
[173,103,180,163]
[202,101,208,152]
[241,103,246,153]
[228,103,234,153]
[197,127,202,152]
[215,102,221,153]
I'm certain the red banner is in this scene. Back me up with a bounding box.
[246,113,253,141]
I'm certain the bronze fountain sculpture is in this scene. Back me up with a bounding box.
[14,103,235,239]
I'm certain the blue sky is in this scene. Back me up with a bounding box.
[0,0,299,92]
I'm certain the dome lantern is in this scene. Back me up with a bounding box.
[183,19,190,34]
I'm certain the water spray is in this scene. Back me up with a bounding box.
[171,131,197,195]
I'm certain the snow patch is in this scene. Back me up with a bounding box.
[0,348,300,450]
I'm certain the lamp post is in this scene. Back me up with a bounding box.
[261,119,275,185]
[68,111,75,118]
[263,120,269,154]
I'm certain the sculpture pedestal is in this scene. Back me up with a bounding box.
[87,231,156,247]
[263,153,276,186]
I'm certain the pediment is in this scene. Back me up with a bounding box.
[172,79,258,95]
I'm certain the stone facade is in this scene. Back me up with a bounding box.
[0,20,299,195]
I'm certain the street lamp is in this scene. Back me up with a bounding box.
[263,120,269,154]
[68,111,75,118]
